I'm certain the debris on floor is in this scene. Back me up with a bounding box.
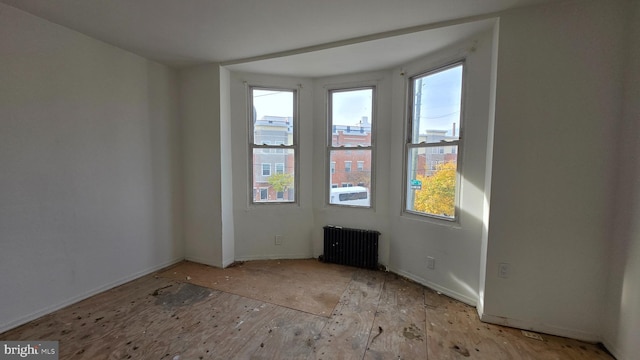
[521,330,544,341]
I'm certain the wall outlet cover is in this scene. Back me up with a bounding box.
[427,256,435,270]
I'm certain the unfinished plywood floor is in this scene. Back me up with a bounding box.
[158,260,354,317]
[0,260,613,360]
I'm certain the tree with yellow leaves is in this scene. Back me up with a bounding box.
[268,172,294,194]
[414,162,457,217]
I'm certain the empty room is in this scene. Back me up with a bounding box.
[1,0,638,359]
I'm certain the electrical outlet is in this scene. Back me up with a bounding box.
[427,256,435,270]
[275,235,282,245]
[498,263,510,278]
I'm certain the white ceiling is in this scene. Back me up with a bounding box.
[225,19,495,78]
[1,0,559,75]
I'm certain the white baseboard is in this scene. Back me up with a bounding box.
[0,257,183,334]
[184,255,220,267]
[601,337,623,360]
[222,257,235,268]
[184,256,242,268]
[234,253,314,262]
[479,312,601,343]
[389,267,478,307]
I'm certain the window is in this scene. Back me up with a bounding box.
[262,163,271,176]
[328,87,375,207]
[250,87,297,204]
[405,62,464,220]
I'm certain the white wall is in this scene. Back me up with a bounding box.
[603,1,640,359]
[311,70,393,264]
[219,67,236,266]
[388,30,496,305]
[0,4,182,332]
[477,21,500,316]
[229,72,315,260]
[180,64,235,267]
[480,0,628,341]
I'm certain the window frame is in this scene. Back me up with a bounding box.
[403,61,465,222]
[248,85,299,205]
[327,85,377,209]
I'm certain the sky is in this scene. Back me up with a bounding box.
[331,88,372,126]
[251,65,462,136]
[251,88,373,126]
[252,89,293,120]
[414,64,463,137]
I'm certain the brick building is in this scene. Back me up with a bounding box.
[253,116,295,202]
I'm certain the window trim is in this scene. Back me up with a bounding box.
[326,85,377,209]
[403,60,465,222]
[248,85,299,205]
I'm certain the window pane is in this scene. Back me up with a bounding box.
[411,65,462,144]
[262,163,271,176]
[252,89,294,146]
[253,148,295,203]
[406,146,458,218]
[331,88,373,147]
[329,149,371,207]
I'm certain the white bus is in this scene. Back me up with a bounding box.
[329,186,370,207]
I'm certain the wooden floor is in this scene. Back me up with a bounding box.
[0,260,613,359]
